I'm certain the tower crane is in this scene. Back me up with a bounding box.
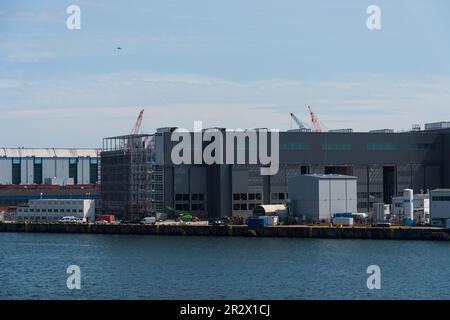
[308,106,322,132]
[290,113,310,130]
[131,109,144,135]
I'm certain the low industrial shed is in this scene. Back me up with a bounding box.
[288,174,357,223]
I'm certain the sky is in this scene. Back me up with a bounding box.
[1,0,450,148]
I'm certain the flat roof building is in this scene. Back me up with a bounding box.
[0,148,100,186]
[101,125,450,220]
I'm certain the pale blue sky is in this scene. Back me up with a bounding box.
[1,0,450,147]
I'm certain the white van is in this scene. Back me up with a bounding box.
[140,217,156,225]
[58,216,77,223]
[75,217,87,223]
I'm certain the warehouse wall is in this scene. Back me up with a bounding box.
[0,159,12,184]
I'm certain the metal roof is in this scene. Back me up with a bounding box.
[0,148,99,158]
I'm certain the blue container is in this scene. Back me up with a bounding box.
[334,212,353,218]
[247,216,269,228]
[404,219,416,226]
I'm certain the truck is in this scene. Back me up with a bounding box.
[95,215,116,224]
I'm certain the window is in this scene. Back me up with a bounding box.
[12,158,21,184]
[191,204,198,211]
[410,143,435,150]
[90,158,98,184]
[279,193,285,200]
[198,203,205,211]
[78,209,83,213]
[191,194,199,201]
[322,143,352,151]
[198,194,205,201]
[281,143,309,150]
[249,203,256,210]
[240,204,247,211]
[233,194,240,201]
[182,194,189,201]
[33,158,43,184]
[432,196,450,201]
[72,209,77,213]
[69,158,78,184]
[182,204,189,211]
[175,204,183,210]
[233,204,240,211]
[271,193,278,200]
[255,193,262,200]
[240,193,247,200]
[248,193,255,200]
[175,194,182,201]
[367,143,396,150]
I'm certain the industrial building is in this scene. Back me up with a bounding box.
[101,123,450,221]
[0,148,100,186]
[16,199,95,222]
[288,174,357,222]
[429,189,450,226]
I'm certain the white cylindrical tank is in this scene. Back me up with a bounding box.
[403,189,414,221]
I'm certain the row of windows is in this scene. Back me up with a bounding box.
[322,143,352,151]
[281,143,309,150]
[233,193,262,201]
[432,196,450,202]
[271,193,288,200]
[18,216,74,221]
[175,193,206,201]
[367,143,396,150]
[233,203,260,211]
[32,201,84,206]
[19,208,83,213]
[174,203,205,211]
[279,143,436,151]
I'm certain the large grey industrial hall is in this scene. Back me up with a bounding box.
[100,122,450,221]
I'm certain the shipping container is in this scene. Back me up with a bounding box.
[247,216,269,228]
[332,217,354,226]
[334,212,353,218]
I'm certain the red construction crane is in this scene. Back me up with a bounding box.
[308,106,322,132]
[131,109,144,135]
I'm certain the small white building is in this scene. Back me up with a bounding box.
[17,199,95,222]
[430,189,450,226]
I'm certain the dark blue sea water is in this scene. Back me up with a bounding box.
[1,232,449,300]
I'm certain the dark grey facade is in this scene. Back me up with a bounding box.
[101,127,450,219]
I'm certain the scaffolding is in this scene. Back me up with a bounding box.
[101,134,163,222]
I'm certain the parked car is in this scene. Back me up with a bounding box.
[75,217,87,223]
[58,216,77,223]
[95,220,109,225]
[140,217,156,225]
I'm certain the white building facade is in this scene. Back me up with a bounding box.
[0,148,99,186]
[17,199,96,222]
[430,189,450,226]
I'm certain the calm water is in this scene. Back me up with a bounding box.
[1,232,450,300]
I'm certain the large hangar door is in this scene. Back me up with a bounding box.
[383,166,396,204]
